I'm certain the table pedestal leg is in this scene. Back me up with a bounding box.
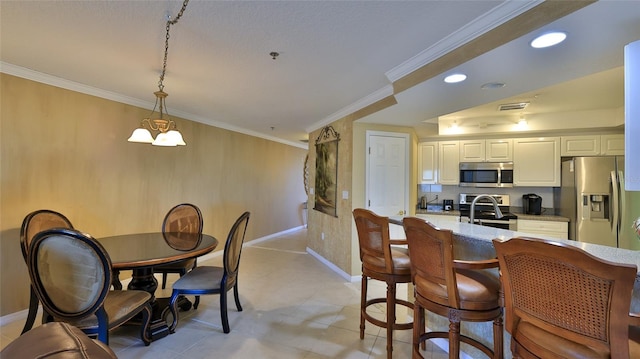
[128,268,170,341]
[127,268,195,341]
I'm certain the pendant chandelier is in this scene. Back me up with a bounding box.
[128,0,190,147]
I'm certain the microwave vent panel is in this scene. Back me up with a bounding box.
[498,102,529,111]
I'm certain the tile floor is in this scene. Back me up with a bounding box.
[0,228,448,358]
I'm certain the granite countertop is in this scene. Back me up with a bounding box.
[390,215,640,271]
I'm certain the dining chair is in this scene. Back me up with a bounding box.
[1,322,117,359]
[166,211,250,334]
[155,203,204,289]
[19,209,74,334]
[493,236,640,358]
[27,228,153,346]
[352,208,413,359]
[403,217,503,359]
[110,203,203,291]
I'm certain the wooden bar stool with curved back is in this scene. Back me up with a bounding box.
[493,237,640,358]
[155,203,204,290]
[19,209,74,334]
[403,217,503,359]
[28,228,153,346]
[352,208,413,359]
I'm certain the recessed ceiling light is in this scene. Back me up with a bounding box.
[444,73,467,83]
[530,31,567,48]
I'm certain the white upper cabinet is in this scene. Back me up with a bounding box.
[459,140,485,162]
[513,137,560,187]
[438,141,459,185]
[417,142,438,184]
[460,139,512,162]
[600,134,624,155]
[486,139,513,161]
[561,134,624,156]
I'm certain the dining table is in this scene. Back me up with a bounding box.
[96,232,218,341]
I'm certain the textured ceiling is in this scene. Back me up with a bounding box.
[2,1,639,147]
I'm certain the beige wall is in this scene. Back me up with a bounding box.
[0,74,308,316]
[306,118,354,274]
[305,114,417,277]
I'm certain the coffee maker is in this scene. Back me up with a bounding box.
[442,199,454,211]
[522,194,542,215]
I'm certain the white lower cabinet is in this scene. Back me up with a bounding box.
[517,219,568,239]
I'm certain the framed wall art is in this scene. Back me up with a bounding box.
[314,126,340,217]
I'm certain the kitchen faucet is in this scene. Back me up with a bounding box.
[469,194,504,224]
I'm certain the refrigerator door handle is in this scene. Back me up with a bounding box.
[618,170,625,230]
[611,170,620,234]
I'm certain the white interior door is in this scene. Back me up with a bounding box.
[366,131,409,238]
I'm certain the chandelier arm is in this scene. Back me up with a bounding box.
[141,118,157,131]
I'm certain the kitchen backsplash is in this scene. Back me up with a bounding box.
[418,184,555,209]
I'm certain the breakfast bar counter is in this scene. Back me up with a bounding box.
[389,215,640,358]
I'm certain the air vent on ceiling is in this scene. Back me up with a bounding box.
[498,102,529,111]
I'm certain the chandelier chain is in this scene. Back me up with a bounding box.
[158,0,190,91]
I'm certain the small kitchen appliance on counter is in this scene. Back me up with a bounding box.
[442,199,454,211]
[420,196,428,209]
[522,194,542,215]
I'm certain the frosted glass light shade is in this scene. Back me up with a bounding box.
[166,130,186,146]
[152,132,178,146]
[128,128,154,143]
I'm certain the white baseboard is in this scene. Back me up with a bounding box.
[305,246,356,282]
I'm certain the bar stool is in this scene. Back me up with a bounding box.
[403,217,503,359]
[353,208,413,359]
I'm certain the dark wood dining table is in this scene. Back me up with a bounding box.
[96,232,218,341]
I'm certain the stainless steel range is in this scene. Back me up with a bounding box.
[459,194,517,230]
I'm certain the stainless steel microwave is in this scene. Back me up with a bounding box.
[459,162,513,187]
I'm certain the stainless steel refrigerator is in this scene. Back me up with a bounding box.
[555,156,640,250]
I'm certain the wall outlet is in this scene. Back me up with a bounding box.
[321,232,325,240]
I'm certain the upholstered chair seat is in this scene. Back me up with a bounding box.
[415,268,501,311]
[361,246,411,276]
[1,322,117,359]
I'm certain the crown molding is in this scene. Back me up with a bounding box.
[307,84,394,134]
[1,62,307,149]
[385,0,543,83]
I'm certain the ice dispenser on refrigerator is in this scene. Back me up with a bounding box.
[581,194,609,220]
